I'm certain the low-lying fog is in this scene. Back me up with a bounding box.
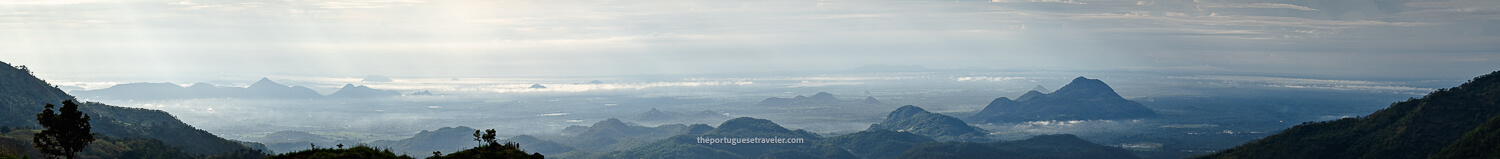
[58,70,1449,150]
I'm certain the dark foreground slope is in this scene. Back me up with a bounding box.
[1428,113,1500,159]
[1199,70,1500,159]
[0,61,262,156]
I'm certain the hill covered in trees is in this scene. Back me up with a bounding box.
[0,61,265,157]
[823,129,935,159]
[868,105,988,141]
[967,77,1156,123]
[1198,70,1500,159]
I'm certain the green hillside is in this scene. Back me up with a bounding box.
[1199,70,1500,159]
[0,61,264,157]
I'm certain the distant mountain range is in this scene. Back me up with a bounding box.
[756,92,884,107]
[0,61,264,158]
[327,84,401,98]
[967,76,1156,123]
[560,118,700,153]
[633,108,729,122]
[71,79,406,100]
[1199,70,1500,159]
[580,115,1137,159]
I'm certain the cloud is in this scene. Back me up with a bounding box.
[1167,75,1435,94]
[0,0,1496,79]
[0,0,117,6]
[1196,3,1318,11]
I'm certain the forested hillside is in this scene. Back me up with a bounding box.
[1200,70,1500,159]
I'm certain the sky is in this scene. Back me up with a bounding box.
[1,0,1497,80]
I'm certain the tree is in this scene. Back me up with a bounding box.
[472,129,498,146]
[482,129,498,145]
[33,100,94,159]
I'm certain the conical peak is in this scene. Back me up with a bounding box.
[994,97,1012,101]
[1052,76,1121,99]
[1016,90,1046,102]
[188,82,215,88]
[249,77,285,88]
[643,108,664,114]
[593,118,628,127]
[1032,85,1051,93]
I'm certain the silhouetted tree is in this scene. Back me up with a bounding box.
[472,130,482,147]
[33,100,94,159]
[482,129,498,145]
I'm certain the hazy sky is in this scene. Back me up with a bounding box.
[2,0,1497,80]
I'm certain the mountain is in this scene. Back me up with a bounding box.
[862,96,885,104]
[408,90,434,96]
[71,78,325,100]
[1032,85,1051,93]
[245,78,324,99]
[0,61,262,156]
[559,118,695,152]
[595,117,855,159]
[895,134,1139,159]
[634,108,676,121]
[361,75,394,82]
[869,105,988,141]
[530,84,547,89]
[968,77,1156,123]
[756,92,884,107]
[824,129,935,159]
[369,126,481,157]
[68,83,191,100]
[632,108,728,122]
[326,84,401,98]
[1198,70,1500,159]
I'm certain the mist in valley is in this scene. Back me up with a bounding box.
[42,69,1442,158]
